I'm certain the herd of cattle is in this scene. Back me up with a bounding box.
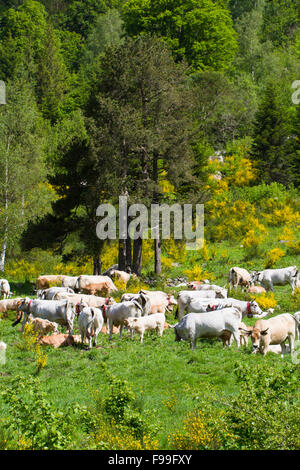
[0,265,299,356]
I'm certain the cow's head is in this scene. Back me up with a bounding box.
[250,271,261,285]
[248,300,263,317]
[166,294,177,312]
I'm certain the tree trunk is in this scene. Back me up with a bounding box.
[154,237,161,275]
[93,254,102,275]
[132,237,142,277]
[118,239,126,271]
[0,240,7,272]
[126,237,132,271]
[153,151,161,275]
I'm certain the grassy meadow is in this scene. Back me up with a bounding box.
[0,228,300,450]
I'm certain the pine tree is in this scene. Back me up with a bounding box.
[251,82,294,186]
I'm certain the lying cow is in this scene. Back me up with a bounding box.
[0,279,10,299]
[172,307,242,350]
[75,275,117,295]
[78,303,104,349]
[247,285,266,294]
[124,312,166,343]
[188,282,227,296]
[105,300,144,341]
[39,334,81,348]
[27,315,59,337]
[240,313,299,355]
[0,297,25,317]
[13,298,76,334]
[37,287,75,300]
[228,267,251,290]
[250,266,298,293]
[36,275,67,290]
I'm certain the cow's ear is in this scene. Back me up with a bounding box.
[134,318,138,322]
[261,328,269,336]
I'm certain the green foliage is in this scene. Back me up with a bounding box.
[222,362,300,450]
[122,0,238,72]
[0,375,86,450]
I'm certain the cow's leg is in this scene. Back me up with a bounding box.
[190,336,197,350]
[231,329,240,348]
[287,333,294,355]
[108,319,113,341]
[119,324,124,339]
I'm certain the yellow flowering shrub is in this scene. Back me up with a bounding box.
[169,412,216,450]
[17,323,48,373]
[184,265,215,282]
[250,292,277,310]
[261,200,300,226]
[264,248,285,269]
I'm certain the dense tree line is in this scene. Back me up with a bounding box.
[0,0,298,273]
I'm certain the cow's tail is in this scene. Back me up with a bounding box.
[174,304,179,319]
[12,311,23,327]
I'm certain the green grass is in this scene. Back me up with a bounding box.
[0,234,299,449]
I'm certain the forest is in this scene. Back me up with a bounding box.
[0,0,299,278]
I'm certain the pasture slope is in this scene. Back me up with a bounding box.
[0,241,299,451]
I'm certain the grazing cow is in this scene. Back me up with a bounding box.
[78,303,104,349]
[250,266,298,293]
[124,312,166,343]
[247,285,266,294]
[53,292,115,314]
[106,300,144,340]
[240,313,299,355]
[228,267,251,290]
[13,298,76,334]
[36,275,67,290]
[172,307,242,350]
[75,275,117,295]
[109,269,134,285]
[175,289,229,320]
[140,290,177,314]
[61,276,80,291]
[37,287,75,300]
[122,290,177,315]
[205,298,268,320]
[218,321,251,347]
[0,297,25,317]
[0,279,10,299]
[27,315,59,337]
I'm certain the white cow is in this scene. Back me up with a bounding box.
[78,303,104,349]
[0,279,10,299]
[124,312,166,343]
[172,307,242,350]
[228,267,251,290]
[106,300,144,340]
[121,292,151,316]
[240,313,299,355]
[61,276,80,291]
[176,290,231,320]
[37,287,75,300]
[122,290,177,314]
[13,298,76,334]
[188,283,227,296]
[250,266,298,293]
[205,298,268,319]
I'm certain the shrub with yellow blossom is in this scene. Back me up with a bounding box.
[250,292,277,310]
[264,248,285,269]
[168,412,216,450]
